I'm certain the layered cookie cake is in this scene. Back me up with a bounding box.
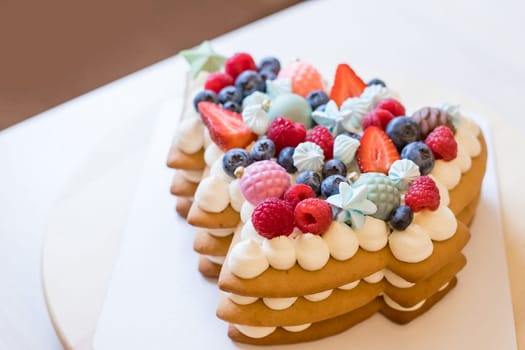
[169,43,487,343]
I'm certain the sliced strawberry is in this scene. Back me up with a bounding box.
[329,64,366,107]
[198,101,257,151]
[356,126,400,174]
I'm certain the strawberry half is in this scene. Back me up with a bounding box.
[198,101,257,151]
[329,64,366,107]
[356,126,400,174]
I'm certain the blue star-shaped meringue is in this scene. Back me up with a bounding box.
[180,41,226,78]
[311,100,353,136]
[326,182,377,229]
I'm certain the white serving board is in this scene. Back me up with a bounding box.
[93,97,516,349]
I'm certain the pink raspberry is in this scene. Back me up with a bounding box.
[405,176,440,212]
[294,198,333,234]
[363,109,395,130]
[377,98,406,117]
[252,198,295,238]
[204,72,234,93]
[425,125,458,161]
[267,117,307,153]
[283,184,315,209]
[239,160,291,205]
[305,126,334,159]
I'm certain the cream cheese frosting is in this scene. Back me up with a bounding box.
[431,159,462,190]
[389,224,434,263]
[321,221,359,261]
[204,255,226,265]
[240,201,255,224]
[228,179,244,212]
[383,295,425,312]
[353,216,389,252]
[194,175,230,213]
[228,239,269,279]
[363,270,384,284]
[175,117,204,154]
[262,297,297,310]
[261,236,296,270]
[204,143,224,167]
[294,233,330,271]
[234,324,276,338]
[304,289,333,302]
[228,293,258,305]
[414,206,457,241]
[179,169,204,183]
[383,269,415,288]
[202,228,235,238]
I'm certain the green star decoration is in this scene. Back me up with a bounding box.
[326,182,377,229]
[180,41,226,78]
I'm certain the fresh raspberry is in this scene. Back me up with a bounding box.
[277,61,323,97]
[294,198,333,234]
[251,198,295,239]
[204,73,234,94]
[283,184,315,208]
[377,98,406,117]
[424,125,457,161]
[404,176,440,212]
[362,109,394,130]
[305,126,334,159]
[225,53,257,80]
[267,117,307,153]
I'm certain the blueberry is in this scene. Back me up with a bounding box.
[389,205,413,231]
[401,142,435,175]
[217,86,242,104]
[296,171,322,196]
[193,90,218,112]
[235,70,266,97]
[222,148,252,178]
[321,175,347,198]
[277,147,297,173]
[259,69,277,81]
[322,159,347,178]
[258,57,281,75]
[341,131,361,141]
[222,101,241,113]
[306,90,329,110]
[367,78,386,87]
[385,116,421,151]
[315,103,327,112]
[250,139,275,161]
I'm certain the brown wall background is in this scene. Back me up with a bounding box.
[0,0,300,130]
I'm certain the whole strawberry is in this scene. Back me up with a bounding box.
[424,125,457,161]
[306,126,334,159]
[405,176,440,212]
[252,198,295,239]
[267,117,307,153]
